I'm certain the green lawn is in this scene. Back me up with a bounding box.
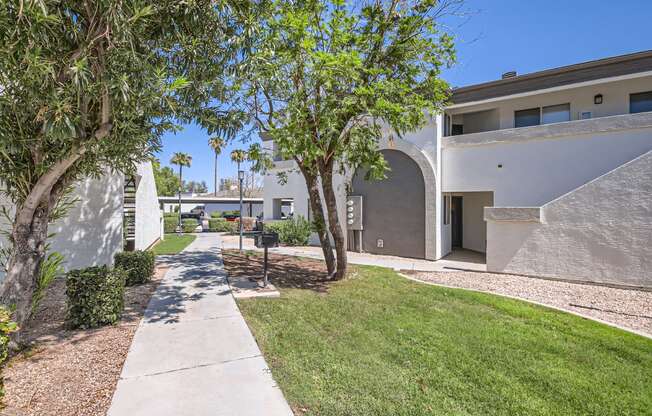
[151,233,197,255]
[237,265,652,416]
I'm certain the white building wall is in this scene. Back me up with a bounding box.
[443,124,652,206]
[485,150,652,288]
[135,162,162,250]
[0,170,124,281]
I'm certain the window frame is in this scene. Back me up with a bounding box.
[514,107,541,128]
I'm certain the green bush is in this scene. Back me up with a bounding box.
[0,306,17,400]
[164,216,177,233]
[182,218,199,233]
[114,250,156,286]
[209,218,237,233]
[66,266,126,329]
[264,216,311,246]
[210,211,224,218]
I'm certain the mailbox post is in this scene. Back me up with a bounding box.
[254,230,279,287]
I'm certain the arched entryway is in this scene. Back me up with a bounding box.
[351,149,426,258]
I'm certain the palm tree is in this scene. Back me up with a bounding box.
[208,137,225,196]
[231,149,248,251]
[170,152,192,233]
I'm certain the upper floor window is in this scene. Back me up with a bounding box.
[630,91,652,114]
[515,103,570,128]
[514,108,540,128]
[542,103,570,124]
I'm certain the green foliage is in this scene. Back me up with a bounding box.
[221,210,240,217]
[153,159,180,197]
[164,216,178,233]
[182,218,199,233]
[209,218,237,233]
[264,216,311,246]
[170,152,192,169]
[32,250,65,314]
[0,306,18,400]
[66,266,126,329]
[114,250,156,286]
[210,211,226,218]
[152,234,197,255]
[236,265,652,415]
[183,180,208,193]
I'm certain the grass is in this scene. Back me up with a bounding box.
[235,264,652,416]
[151,233,196,255]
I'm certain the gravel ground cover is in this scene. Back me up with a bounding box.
[405,270,652,337]
[1,264,168,416]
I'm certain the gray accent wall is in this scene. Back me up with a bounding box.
[352,150,426,258]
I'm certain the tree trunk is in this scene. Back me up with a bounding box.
[304,172,336,277]
[319,160,347,280]
[0,202,51,344]
[214,152,218,196]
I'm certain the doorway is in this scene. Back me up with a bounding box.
[451,196,463,248]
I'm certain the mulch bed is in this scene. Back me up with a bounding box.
[222,250,331,293]
[1,264,168,416]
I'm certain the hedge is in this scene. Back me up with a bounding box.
[66,266,126,329]
[264,216,311,246]
[210,211,224,218]
[164,216,177,233]
[114,250,156,286]
[208,217,236,232]
[182,218,199,233]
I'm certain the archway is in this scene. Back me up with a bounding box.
[351,149,426,258]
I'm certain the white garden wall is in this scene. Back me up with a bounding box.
[485,150,652,288]
[135,162,162,250]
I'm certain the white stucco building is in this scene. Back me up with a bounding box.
[0,161,162,280]
[263,50,652,288]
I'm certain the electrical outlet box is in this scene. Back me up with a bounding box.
[377,239,384,248]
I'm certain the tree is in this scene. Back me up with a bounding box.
[170,152,192,230]
[240,0,456,279]
[182,180,208,194]
[0,1,247,334]
[152,159,181,197]
[208,137,226,195]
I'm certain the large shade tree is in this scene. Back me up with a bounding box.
[0,1,246,334]
[240,0,457,279]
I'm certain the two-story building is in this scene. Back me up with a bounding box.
[263,50,652,288]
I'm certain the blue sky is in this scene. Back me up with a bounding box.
[156,0,652,189]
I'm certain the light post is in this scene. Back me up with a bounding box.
[238,169,244,252]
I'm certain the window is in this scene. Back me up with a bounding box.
[630,91,652,114]
[542,103,570,124]
[451,124,464,136]
[514,108,540,128]
[443,195,450,225]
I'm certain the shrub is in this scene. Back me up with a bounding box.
[164,216,178,233]
[66,266,126,329]
[0,306,17,400]
[115,250,156,286]
[235,217,256,231]
[182,218,199,233]
[264,216,311,246]
[210,211,224,218]
[208,218,238,233]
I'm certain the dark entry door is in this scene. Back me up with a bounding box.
[451,196,463,248]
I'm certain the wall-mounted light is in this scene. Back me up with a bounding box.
[594,94,603,105]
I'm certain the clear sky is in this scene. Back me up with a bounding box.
[156,0,652,190]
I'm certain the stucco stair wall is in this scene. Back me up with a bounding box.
[486,149,652,288]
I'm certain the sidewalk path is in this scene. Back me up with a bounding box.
[108,234,293,416]
[220,234,486,272]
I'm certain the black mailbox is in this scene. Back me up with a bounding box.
[254,232,279,248]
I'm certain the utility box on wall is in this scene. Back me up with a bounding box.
[346,195,363,231]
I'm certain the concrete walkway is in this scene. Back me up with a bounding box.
[108,234,293,416]
[220,234,486,272]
